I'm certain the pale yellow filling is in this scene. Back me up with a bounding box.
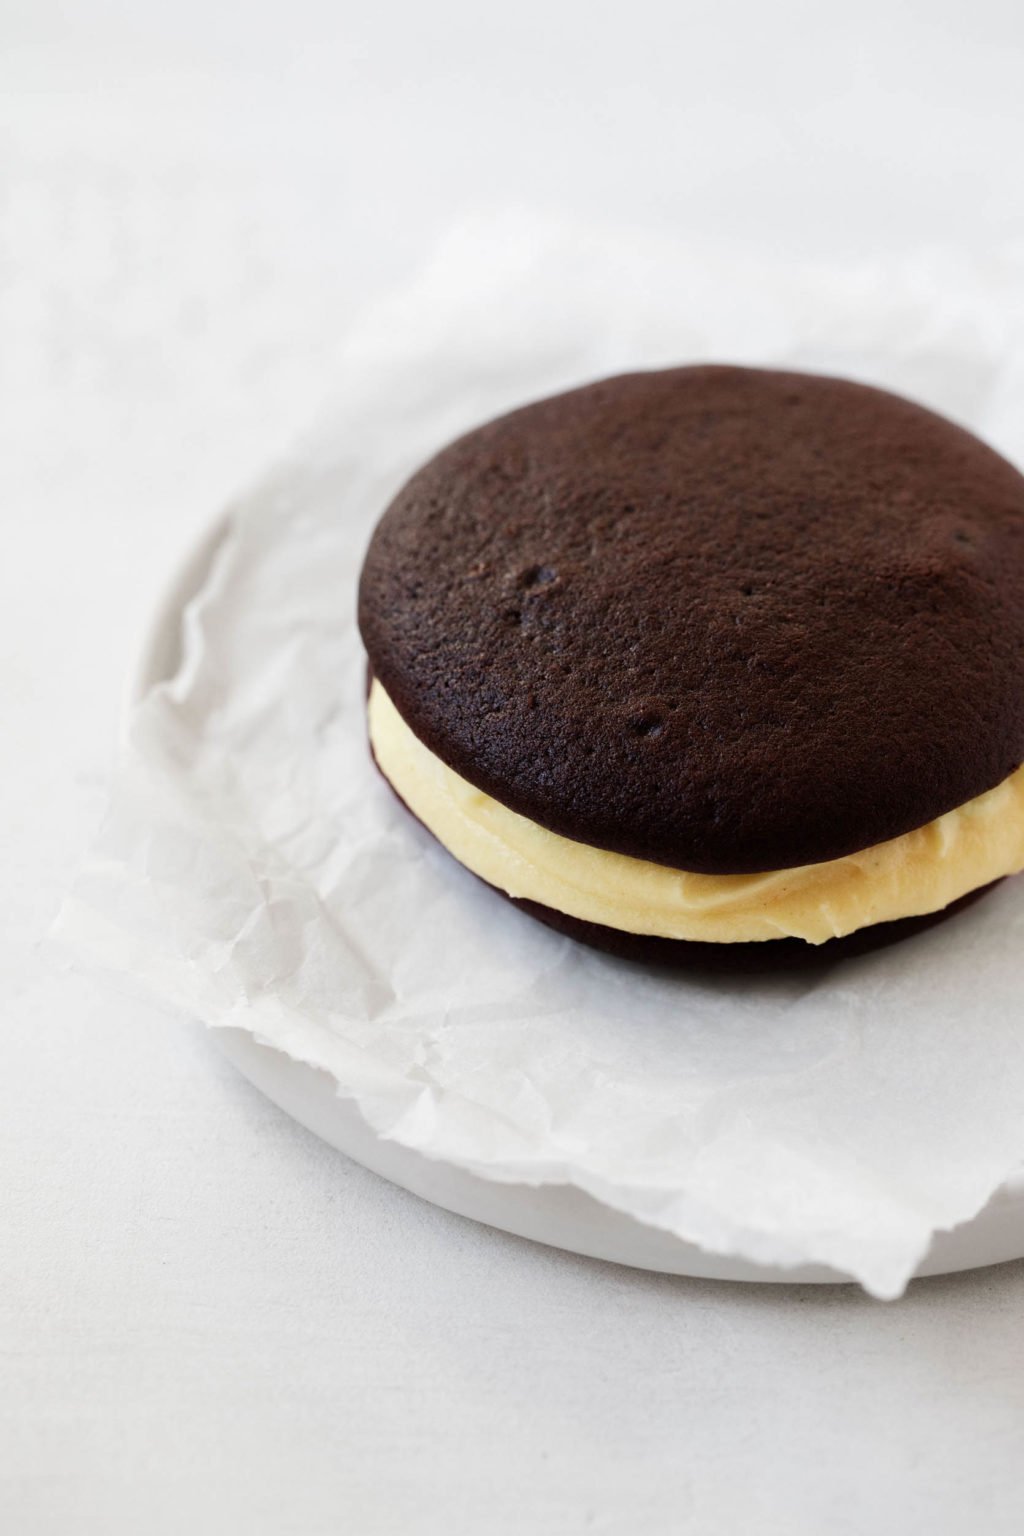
[369,681,1024,944]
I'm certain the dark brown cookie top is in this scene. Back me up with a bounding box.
[358,366,1024,873]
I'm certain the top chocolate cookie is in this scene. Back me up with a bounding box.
[358,366,1024,873]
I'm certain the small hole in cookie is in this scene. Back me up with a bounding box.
[953,530,973,546]
[739,583,755,597]
[629,712,665,739]
[521,564,557,589]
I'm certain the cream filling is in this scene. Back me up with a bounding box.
[369,681,1024,944]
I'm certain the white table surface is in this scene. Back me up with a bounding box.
[4,3,1024,1531]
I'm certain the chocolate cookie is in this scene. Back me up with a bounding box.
[506,885,1001,971]
[359,366,1024,874]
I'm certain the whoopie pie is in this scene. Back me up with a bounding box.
[358,366,1024,959]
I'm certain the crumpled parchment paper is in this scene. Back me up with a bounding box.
[60,214,1024,1297]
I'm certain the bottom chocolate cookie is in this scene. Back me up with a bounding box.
[509,884,1000,975]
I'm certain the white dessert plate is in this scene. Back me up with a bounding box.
[129,517,1024,1286]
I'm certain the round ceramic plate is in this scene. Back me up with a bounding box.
[130,516,1024,1285]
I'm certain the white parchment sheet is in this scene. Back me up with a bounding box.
[60,216,1024,1297]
